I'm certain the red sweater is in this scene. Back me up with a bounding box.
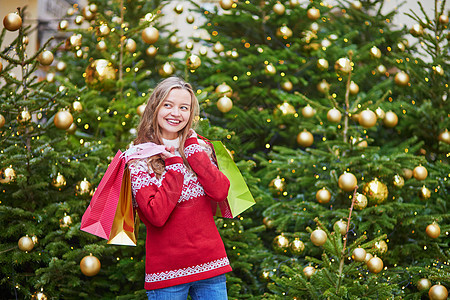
[128,137,232,290]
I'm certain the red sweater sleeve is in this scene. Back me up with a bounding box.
[129,156,184,227]
[184,137,230,202]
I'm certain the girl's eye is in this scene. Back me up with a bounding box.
[181,106,189,110]
[164,103,171,108]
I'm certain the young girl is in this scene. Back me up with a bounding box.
[127,77,232,299]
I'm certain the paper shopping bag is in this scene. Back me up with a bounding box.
[211,141,256,218]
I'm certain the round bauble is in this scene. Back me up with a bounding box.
[39,51,54,66]
[17,109,31,123]
[269,176,285,193]
[59,20,69,30]
[169,36,178,46]
[137,104,146,117]
[317,80,330,94]
[220,0,234,10]
[66,123,77,134]
[307,8,321,21]
[402,168,413,179]
[410,23,423,36]
[376,64,387,74]
[0,166,16,184]
[85,59,116,90]
[18,236,34,252]
[80,255,101,276]
[32,291,47,300]
[216,83,233,97]
[82,7,95,21]
[3,13,22,31]
[54,110,73,130]
[352,137,368,148]
[273,234,289,253]
[354,192,368,210]
[289,0,300,7]
[369,46,382,59]
[429,284,448,300]
[438,129,450,144]
[158,62,174,77]
[97,24,110,36]
[433,65,444,76]
[335,58,352,75]
[277,102,296,115]
[186,54,201,70]
[281,81,293,92]
[426,222,440,239]
[174,4,183,14]
[364,253,373,263]
[56,61,67,72]
[395,71,410,86]
[303,266,315,278]
[352,247,366,262]
[68,34,82,48]
[334,220,347,235]
[373,240,388,255]
[213,41,224,53]
[363,178,388,205]
[276,26,292,39]
[89,4,98,13]
[327,108,342,123]
[265,64,276,75]
[74,15,84,25]
[217,96,233,113]
[76,178,91,195]
[302,105,316,118]
[146,45,158,57]
[413,165,428,180]
[186,15,195,24]
[359,109,377,128]
[439,14,449,24]
[351,1,362,10]
[263,217,274,229]
[125,39,137,53]
[383,111,398,128]
[72,101,83,112]
[0,114,5,128]
[393,174,405,188]
[296,130,314,147]
[310,229,327,246]
[289,238,305,255]
[199,46,208,56]
[317,58,329,71]
[273,3,286,15]
[59,214,72,228]
[417,278,432,291]
[338,172,357,192]
[367,256,383,273]
[349,81,359,95]
[97,40,107,51]
[419,185,431,200]
[316,188,331,204]
[142,26,159,44]
[375,107,385,119]
[185,41,194,51]
[51,172,67,188]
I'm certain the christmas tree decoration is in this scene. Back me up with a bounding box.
[373,240,388,254]
[402,168,413,179]
[158,62,174,77]
[265,63,276,75]
[32,291,47,300]
[59,213,73,228]
[54,110,73,130]
[72,101,82,112]
[219,0,234,10]
[66,123,76,134]
[82,7,95,21]
[354,192,368,210]
[80,255,101,276]
[327,108,342,123]
[0,166,16,184]
[302,105,316,118]
[85,59,116,90]
[352,247,366,262]
[439,14,449,24]
[316,188,331,204]
[281,81,293,92]
[215,83,233,97]
[174,4,183,14]
[394,71,410,86]
[417,278,432,291]
[186,54,201,70]
[76,178,91,195]
[363,178,388,205]
[303,266,316,278]
[409,23,424,36]
[38,51,54,66]
[146,45,158,57]
[125,39,137,53]
[396,42,406,51]
[273,234,289,253]
[137,104,146,117]
[351,137,368,148]
[425,222,440,239]
[413,165,428,180]
[51,172,67,188]
[310,229,327,246]
[3,13,22,31]
[97,40,107,51]
[170,36,179,47]
[438,129,450,144]
[217,96,233,113]
[213,41,225,53]
[317,79,330,94]
[334,58,352,75]
[376,64,387,74]
[58,20,68,30]
[375,107,385,119]
[383,111,398,127]
[56,61,67,72]
[289,238,305,255]
[317,58,329,70]
[18,235,34,252]
[276,26,293,39]
[334,219,347,235]
[185,41,194,51]
[364,253,373,263]
[392,174,405,188]
[273,2,286,15]
[199,46,208,56]
[358,109,377,128]
[0,114,5,128]
[97,24,110,36]
[289,0,300,7]
[432,65,444,76]
[349,81,359,95]
[296,130,314,147]
[277,102,296,115]
[428,285,448,300]
[186,15,195,24]
[307,8,321,21]
[338,172,357,192]
[351,1,362,10]
[142,26,159,44]
[369,46,382,59]
[269,176,285,193]
[419,185,431,200]
[46,73,55,83]
[68,34,82,49]
[74,15,84,26]
[17,109,31,123]
[367,256,383,273]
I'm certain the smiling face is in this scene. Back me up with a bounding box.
[157,88,192,140]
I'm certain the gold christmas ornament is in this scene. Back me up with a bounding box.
[51,172,67,188]
[376,64,387,74]
[85,59,116,90]
[363,178,388,205]
[296,130,314,147]
[276,26,293,39]
[316,188,331,204]
[354,192,368,210]
[0,166,16,184]
[186,54,201,70]
[367,256,383,273]
[410,23,424,36]
[18,235,34,252]
[334,220,347,235]
[289,238,305,255]
[54,110,73,130]
[76,178,91,195]
[419,185,431,200]
[0,113,5,128]
[433,65,444,76]
[56,61,67,72]
[277,102,296,115]
[74,15,84,25]
[80,255,101,276]
[97,24,110,36]
[66,123,76,134]
[59,214,73,228]
[72,101,83,112]
[393,174,405,188]
[364,253,373,263]
[39,51,54,66]
[426,222,440,239]
[373,240,388,255]
[82,6,95,21]
[213,42,225,53]
[439,14,449,24]
[146,45,158,57]
[32,291,47,300]
[68,34,82,48]
[89,4,98,13]
[97,40,107,51]
[369,46,382,59]
[394,71,410,86]
[199,46,208,56]
[438,129,450,144]
[302,105,316,118]
[159,62,174,77]
[289,0,300,7]
[358,109,377,128]
[352,247,366,262]
[3,13,22,31]
[352,137,368,148]
[349,81,359,95]
[169,35,178,46]
[307,8,321,21]
[142,27,159,44]
[338,172,357,192]
[413,165,428,180]
[137,104,146,117]
[397,42,406,51]
[125,39,137,53]
[17,109,31,123]
[334,58,352,75]
[217,96,233,113]
[174,4,184,14]
[428,284,448,300]
[327,108,342,123]
[383,111,398,128]
[281,81,293,92]
[317,58,329,71]
[59,20,69,30]
[417,278,432,291]
[265,64,276,75]
[185,41,194,51]
[375,107,385,119]
[269,176,285,192]
[273,2,286,15]
[351,1,362,10]
[220,0,234,10]
[273,234,290,253]
[310,229,327,246]
[186,15,195,24]
[263,217,274,229]
[317,80,330,94]
[402,168,413,179]
[216,83,233,97]
[303,266,316,278]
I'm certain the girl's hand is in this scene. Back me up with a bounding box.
[160,146,175,160]
[188,129,198,139]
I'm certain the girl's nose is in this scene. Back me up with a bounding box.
[170,107,180,116]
